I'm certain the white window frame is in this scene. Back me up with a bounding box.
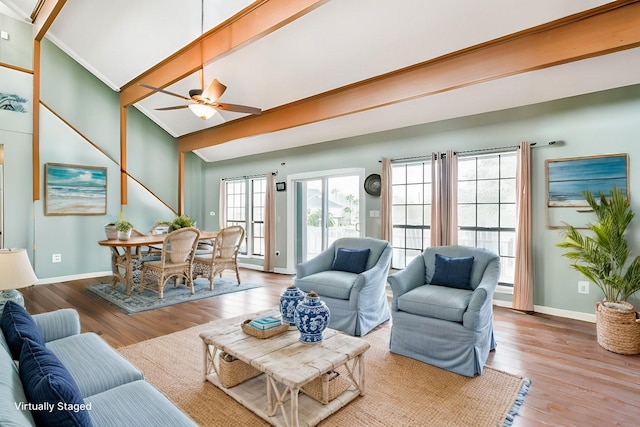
[224,176,266,258]
[457,151,517,286]
[286,168,366,274]
[390,160,432,269]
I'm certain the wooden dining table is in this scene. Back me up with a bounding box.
[98,230,218,295]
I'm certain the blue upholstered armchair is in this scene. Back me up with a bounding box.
[387,246,500,377]
[295,237,392,336]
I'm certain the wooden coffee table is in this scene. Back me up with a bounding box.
[200,310,370,427]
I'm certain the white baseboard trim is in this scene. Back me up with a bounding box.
[493,299,596,323]
[237,262,264,271]
[35,271,113,285]
[236,263,294,276]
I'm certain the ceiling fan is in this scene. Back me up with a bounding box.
[140,77,262,120]
[140,0,261,121]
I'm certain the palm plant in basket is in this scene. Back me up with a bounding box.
[557,186,640,354]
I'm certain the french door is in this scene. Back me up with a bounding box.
[292,170,364,264]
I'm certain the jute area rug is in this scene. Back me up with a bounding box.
[118,316,530,427]
[87,278,261,314]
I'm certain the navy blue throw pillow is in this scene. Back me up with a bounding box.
[19,339,93,427]
[430,254,475,290]
[0,301,45,360]
[332,248,371,274]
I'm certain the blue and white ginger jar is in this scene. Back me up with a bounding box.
[294,291,330,343]
[280,285,305,325]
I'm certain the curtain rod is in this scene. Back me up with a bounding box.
[386,141,559,163]
[222,171,277,181]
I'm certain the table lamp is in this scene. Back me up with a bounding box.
[0,248,38,307]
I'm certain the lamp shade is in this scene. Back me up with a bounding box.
[0,249,38,291]
[188,104,216,120]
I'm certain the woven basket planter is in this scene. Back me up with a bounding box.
[301,370,350,405]
[218,352,262,388]
[595,301,640,355]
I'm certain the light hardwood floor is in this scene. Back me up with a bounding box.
[23,269,640,427]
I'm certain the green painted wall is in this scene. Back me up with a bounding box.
[0,14,35,259]
[36,39,182,278]
[0,12,32,69]
[201,84,640,315]
[0,13,186,280]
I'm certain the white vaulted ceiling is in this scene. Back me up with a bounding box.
[2,0,639,162]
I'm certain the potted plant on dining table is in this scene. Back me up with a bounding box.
[170,214,195,231]
[115,220,134,241]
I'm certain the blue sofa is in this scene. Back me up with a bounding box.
[388,246,500,377]
[295,237,392,336]
[0,303,196,426]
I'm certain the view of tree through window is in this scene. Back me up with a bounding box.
[299,175,360,262]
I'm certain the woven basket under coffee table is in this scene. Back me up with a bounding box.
[301,369,350,405]
[218,352,262,388]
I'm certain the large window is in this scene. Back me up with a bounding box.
[457,152,516,285]
[389,152,517,284]
[391,161,432,269]
[225,177,266,257]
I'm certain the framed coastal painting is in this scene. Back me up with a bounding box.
[545,153,629,228]
[45,163,107,216]
[0,67,32,134]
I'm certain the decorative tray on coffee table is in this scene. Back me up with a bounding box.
[241,319,289,339]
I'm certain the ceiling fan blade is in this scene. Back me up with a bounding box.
[213,102,261,115]
[202,78,227,101]
[155,105,189,111]
[139,84,191,101]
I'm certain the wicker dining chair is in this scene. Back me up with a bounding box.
[193,225,245,289]
[140,227,201,299]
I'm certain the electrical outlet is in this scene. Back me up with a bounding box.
[52,253,62,263]
[578,281,589,294]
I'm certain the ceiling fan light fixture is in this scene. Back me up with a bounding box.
[188,103,216,120]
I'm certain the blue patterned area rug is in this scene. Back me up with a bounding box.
[87,278,261,314]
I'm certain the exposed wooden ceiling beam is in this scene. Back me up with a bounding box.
[31,0,66,41]
[119,0,329,107]
[178,0,640,154]
[31,0,67,200]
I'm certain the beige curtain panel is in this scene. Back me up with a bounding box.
[218,179,227,229]
[263,173,276,272]
[512,142,534,312]
[381,157,393,243]
[431,150,458,247]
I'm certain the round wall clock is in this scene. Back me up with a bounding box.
[364,174,381,197]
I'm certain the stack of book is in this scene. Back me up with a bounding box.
[248,316,282,330]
